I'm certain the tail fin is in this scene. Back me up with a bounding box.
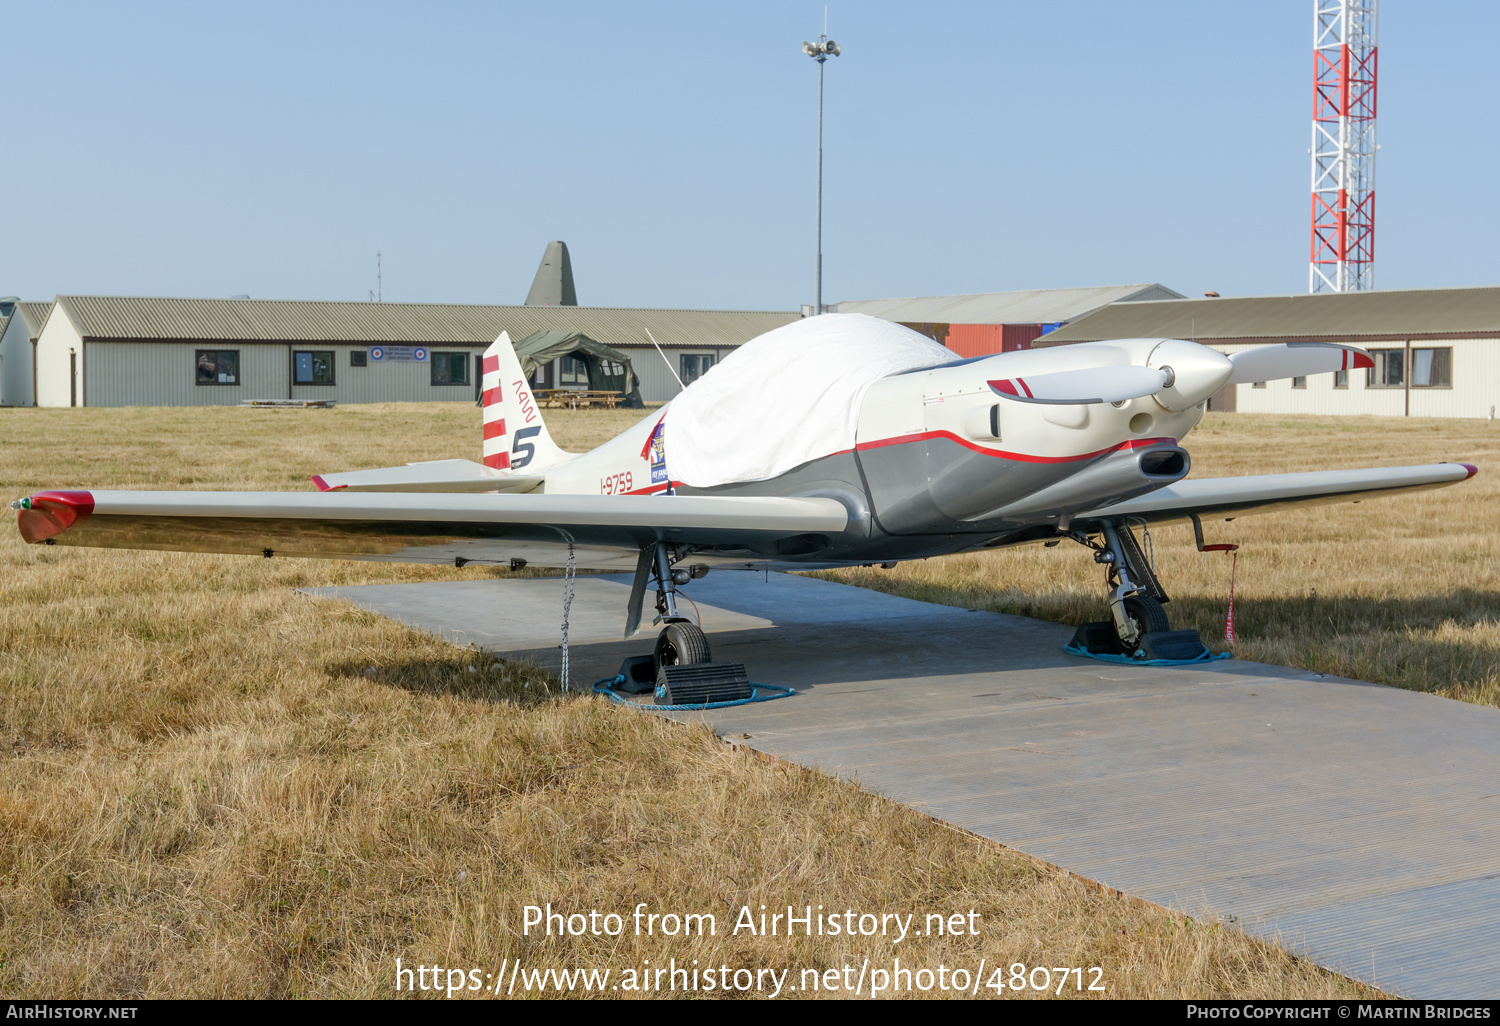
[481,333,572,473]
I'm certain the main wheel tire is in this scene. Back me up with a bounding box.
[1118,594,1170,649]
[655,622,711,668]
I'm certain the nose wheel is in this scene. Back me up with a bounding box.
[1119,594,1169,650]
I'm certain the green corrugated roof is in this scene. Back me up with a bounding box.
[1040,285,1500,344]
[53,296,799,348]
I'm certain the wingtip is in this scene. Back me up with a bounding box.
[310,475,329,491]
[1462,463,1479,479]
[16,490,95,543]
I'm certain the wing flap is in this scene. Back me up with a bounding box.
[1080,462,1476,526]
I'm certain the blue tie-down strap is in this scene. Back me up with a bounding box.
[1063,642,1232,667]
[592,675,797,711]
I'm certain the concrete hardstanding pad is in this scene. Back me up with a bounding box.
[305,572,1500,999]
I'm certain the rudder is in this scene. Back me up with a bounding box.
[481,333,572,472]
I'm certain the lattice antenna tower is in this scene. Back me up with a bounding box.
[1310,0,1378,293]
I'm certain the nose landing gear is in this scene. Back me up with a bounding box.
[1066,520,1210,662]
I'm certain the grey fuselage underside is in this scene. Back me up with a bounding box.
[675,435,1187,565]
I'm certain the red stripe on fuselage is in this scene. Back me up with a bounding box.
[855,431,1177,464]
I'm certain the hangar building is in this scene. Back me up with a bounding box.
[29,296,798,407]
[0,301,52,407]
[836,283,1184,357]
[1039,285,1500,418]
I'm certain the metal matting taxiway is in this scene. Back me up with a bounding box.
[305,572,1500,999]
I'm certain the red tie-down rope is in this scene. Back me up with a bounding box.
[1191,515,1240,642]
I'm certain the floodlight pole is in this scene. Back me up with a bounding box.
[804,32,840,314]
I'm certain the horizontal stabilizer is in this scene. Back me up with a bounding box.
[1225,342,1373,386]
[1082,462,1476,526]
[312,459,542,494]
[989,365,1170,405]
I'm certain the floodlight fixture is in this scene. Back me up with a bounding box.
[804,28,842,315]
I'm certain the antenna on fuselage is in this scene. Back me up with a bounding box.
[645,328,686,390]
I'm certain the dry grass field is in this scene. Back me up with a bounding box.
[5,402,1481,1000]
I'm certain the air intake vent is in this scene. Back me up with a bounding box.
[1140,449,1188,477]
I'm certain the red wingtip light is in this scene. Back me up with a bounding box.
[1462,463,1479,479]
[17,490,95,543]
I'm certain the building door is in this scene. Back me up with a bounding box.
[69,350,77,407]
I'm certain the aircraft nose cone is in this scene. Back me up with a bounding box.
[1148,340,1233,412]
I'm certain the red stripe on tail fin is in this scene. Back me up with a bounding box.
[481,419,507,440]
[482,355,500,375]
[482,387,502,407]
[482,452,511,470]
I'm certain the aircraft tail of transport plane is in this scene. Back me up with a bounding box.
[11,313,1477,667]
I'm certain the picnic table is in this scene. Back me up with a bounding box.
[533,389,623,409]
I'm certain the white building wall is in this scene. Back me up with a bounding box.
[1219,340,1496,419]
[616,345,735,402]
[0,317,34,406]
[85,342,289,406]
[289,345,482,404]
[72,342,490,407]
[34,308,85,407]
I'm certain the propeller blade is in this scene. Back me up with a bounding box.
[987,365,1170,405]
[1225,342,1373,386]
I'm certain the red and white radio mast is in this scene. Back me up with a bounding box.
[1309,0,1378,293]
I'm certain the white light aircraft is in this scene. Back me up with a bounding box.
[11,314,1476,665]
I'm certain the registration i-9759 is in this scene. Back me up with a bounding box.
[600,471,635,495]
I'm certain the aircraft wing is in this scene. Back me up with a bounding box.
[1079,462,1477,527]
[11,490,850,570]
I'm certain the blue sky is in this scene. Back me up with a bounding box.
[3,2,1496,309]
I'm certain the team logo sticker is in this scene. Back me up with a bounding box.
[649,423,667,484]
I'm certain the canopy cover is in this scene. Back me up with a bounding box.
[662,313,953,488]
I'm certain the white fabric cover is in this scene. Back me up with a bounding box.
[662,313,953,488]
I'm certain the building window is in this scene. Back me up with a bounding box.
[1291,376,1307,389]
[559,355,588,387]
[196,350,240,385]
[1412,347,1452,387]
[1251,381,1266,389]
[681,354,715,386]
[350,350,367,367]
[293,350,335,385]
[430,351,470,385]
[1368,349,1404,388]
[1334,369,1349,389]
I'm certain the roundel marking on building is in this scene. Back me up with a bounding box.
[414,347,428,361]
[370,347,385,361]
